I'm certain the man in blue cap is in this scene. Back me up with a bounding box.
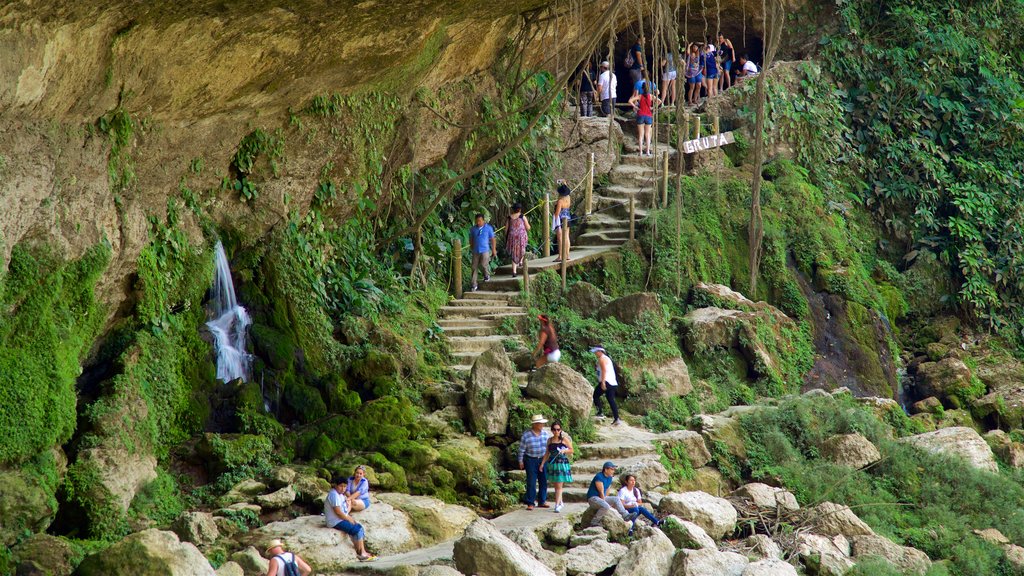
[585,460,618,526]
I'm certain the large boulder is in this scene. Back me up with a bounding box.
[375,493,477,545]
[850,535,931,575]
[247,504,414,570]
[807,502,874,538]
[215,562,245,576]
[76,529,215,576]
[741,559,798,576]
[505,527,566,575]
[526,363,593,423]
[613,530,676,576]
[559,115,623,180]
[453,519,557,576]
[566,281,609,317]
[256,486,296,510]
[597,292,662,324]
[171,511,219,546]
[902,426,998,472]
[623,358,695,414]
[229,547,268,576]
[74,447,157,514]
[973,386,1024,429]
[913,358,973,402]
[661,515,716,550]
[671,548,749,576]
[467,345,514,435]
[658,430,712,468]
[733,483,799,512]
[694,414,746,459]
[659,491,738,540]
[11,533,76,576]
[618,455,671,489]
[820,433,882,470]
[796,533,854,576]
[0,467,58,546]
[682,302,798,384]
[984,430,1024,468]
[563,539,629,575]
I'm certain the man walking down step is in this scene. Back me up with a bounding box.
[591,346,620,426]
[518,414,553,510]
[469,213,496,292]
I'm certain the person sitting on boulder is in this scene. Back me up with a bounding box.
[264,539,312,576]
[533,314,561,368]
[617,474,661,535]
[325,477,376,562]
[585,461,618,526]
[344,465,371,512]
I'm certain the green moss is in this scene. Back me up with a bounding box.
[283,378,327,423]
[307,434,338,462]
[128,468,183,527]
[0,242,110,466]
[199,433,274,477]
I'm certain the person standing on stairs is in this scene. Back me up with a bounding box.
[518,414,553,510]
[505,202,531,278]
[627,35,645,93]
[591,346,620,425]
[703,43,719,99]
[552,183,572,262]
[578,67,595,117]
[469,213,496,292]
[598,61,618,117]
[717,34,736,90]
[533,314,561,368]
[628,80,660,158]
[539,420,574,513]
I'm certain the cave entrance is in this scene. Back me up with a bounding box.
[571,4,765,108]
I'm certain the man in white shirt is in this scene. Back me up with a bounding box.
[598,61,618,117]
[737,54,760,81]
[325,477,376,562]
[591,346,620,425]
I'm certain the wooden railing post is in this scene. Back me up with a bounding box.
[629,197,636,241]
[694,114,702,140]
[543,193,551,258]
[661,151,669,207]
[712,114,720,136]
[560,217,568,290]
[453,238,463,299]
[585,153,595,215]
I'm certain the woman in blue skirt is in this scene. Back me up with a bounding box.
[540,420,574,513]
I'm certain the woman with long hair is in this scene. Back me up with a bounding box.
[628,78,661,157]
[533,314,561,368]
[539,420,574,513]
[684,42,705,105]
[617,474,661,534]
[505,202,531,278]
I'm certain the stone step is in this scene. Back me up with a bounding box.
[461,290,518,301]
[447,298,509,308]
[581,216,630,232]
[576,229,630,247]
[480,276,523,291]
[452,351,483,365]
[620,149,677,166]
[578,440,658,460]
[438,318,497,328]
[447,335,517,354]
[610,164,659,187]
[602,184,657,200]
[439,305,525,319]
[479,312,529,323]
[440,324,498,337]
[593,197,650,220]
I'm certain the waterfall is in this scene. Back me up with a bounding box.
[207,241,252,383]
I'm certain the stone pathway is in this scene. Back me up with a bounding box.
[438,128,670,380]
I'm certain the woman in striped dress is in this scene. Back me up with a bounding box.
[540,420,574,512]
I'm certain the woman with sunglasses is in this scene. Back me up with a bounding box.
[539,420,574,513]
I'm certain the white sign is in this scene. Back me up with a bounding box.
[683,131,735,154]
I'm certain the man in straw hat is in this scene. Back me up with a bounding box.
[518,414,553,510]
[264,539,312,575]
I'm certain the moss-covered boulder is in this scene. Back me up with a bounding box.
[913,358,976,406]
[466,345,514,435]
[566,281,608,317]
[11,533,76,576]
[597,292,662,324]
[0,459,60,546]
[376,493,478,545]
[76,529,215,575]
[197,433,273,476]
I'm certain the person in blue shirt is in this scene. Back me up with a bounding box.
[469,213,496,292]
[585,461,618,526]
[632,69,659,100]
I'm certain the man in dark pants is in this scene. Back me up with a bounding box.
[629,35,645,90]
[518,414,552,509]
[591,346,620,426]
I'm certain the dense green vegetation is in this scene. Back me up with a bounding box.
[823,0,1024,337]
[740,394,1024,575]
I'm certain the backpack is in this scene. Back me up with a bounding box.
[624,49,635,69]
[275,553,301,576]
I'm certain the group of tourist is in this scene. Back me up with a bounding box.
[467,182,574,291]
[324,465,378,562]
[577,33,761,121]
[518,417,660,533]
[533,318,620,425]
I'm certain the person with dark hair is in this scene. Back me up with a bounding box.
[737,53,760,81]
[540,420,574,513]
[628,35,645,90]
[591,346,620,425]
[717,34,735,90]
[324,477,376,561]
[533,314,561,368]
[505,202,531,278]
[579,68,595,117]
[703,43,719,98]
[617,474,661,535]
[628,76,661,157]
[684,42,705,105]
[661,50,677,107]
[469,213,496,292]
[586,461,618,526]
[551,182,572,262]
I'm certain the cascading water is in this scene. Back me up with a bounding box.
[207,241,253,384]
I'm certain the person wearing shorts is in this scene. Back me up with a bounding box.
[629,78,659,157]
[717,34,735,90]
[344,465,371,512]
[703,44,719,98]
[534,314,561,368]
[661,51,677,107]
[685,43,705,105]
